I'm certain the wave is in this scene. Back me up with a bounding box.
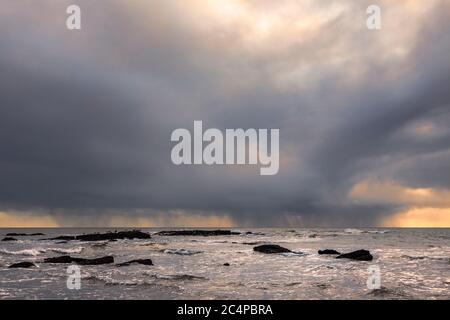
[155,274,206,281]
[0,246,84,256]
[401,255,448,262]
[344,228,364,235]
[366,230,389,234]
[50,247,84,254]
[344,229,389,235]
[0,248,46,256]
[281,251,307,257]
[163,249,203,255]
[84,273,206,286]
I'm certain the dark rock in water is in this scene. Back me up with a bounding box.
[44,256,73,263]
[336,249,373,261]
[6,233,45,236]
[46,235,76,241]
[9,262,36,268]
[318,249,341,255]
[117,259,153,267]
[1,237,17,241]
[223,263,230,266]
[253,244,292,254]
[46,230,151,242]
[76,230,151,241]
[44,255,114,265]
[156,230,240,236]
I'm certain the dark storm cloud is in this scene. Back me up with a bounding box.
[0,1,449,226]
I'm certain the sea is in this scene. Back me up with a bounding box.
[0,228,449,299]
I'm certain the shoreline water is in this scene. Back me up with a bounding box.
[1,228,449,300]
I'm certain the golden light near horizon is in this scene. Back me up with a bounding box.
[0,211,235,228]
[382,207,450,227]
[350,179,450,227]
[0,212,59,228]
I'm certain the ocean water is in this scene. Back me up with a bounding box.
[0,228,449,300]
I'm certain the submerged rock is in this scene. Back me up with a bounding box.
[336,249,373,261]
[46,230,151,242]
[8,261,36,268]
[117,259,153,267]
[156,230,240,236]
[1,237,17,241]
[253,244,292,254]
[44,255,114,265]
[318,249,341,255]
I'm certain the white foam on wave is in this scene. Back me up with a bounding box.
[344,228,364,235]
[281,251,307,257]
[49,247,84,254]
[0,248,46,256]
[163,249,203,255]
[344,228,389,235]
[0,246,84,256]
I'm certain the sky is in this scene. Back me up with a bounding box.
[0,0,449,227]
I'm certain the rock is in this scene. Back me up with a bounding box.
[43,255,114,265]
[223,263,230,266]
[253,244,292,254]
[46,230,151,242]
[8,262,36,268]
[76,230,151,241]
[336,249,373,261]
[6,233,45,236]
[44,256,73,263]
[155,230,240,236]
[46,235,76,241]
[1,237,17,241]
[116,259,153,267]
[318,249,341,255]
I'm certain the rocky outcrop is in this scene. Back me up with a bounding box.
[46,230,151,242]
[116,259,153,267]
[1,237,17,241]
[43,255,114,265]
[318,249,341,255]
[156,230,240,236]
[253,244,292,254]
[76,230,151,241]
[336,249,373,261]
[47,236,76,241]
[8,262,36,268]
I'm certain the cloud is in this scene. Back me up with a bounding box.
[382,207,450,227]
[0,0,449,226]
[349,179,450,207]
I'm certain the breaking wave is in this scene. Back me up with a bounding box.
[0,248,46,256]
[0,247,84,256]
[163,249,203,255]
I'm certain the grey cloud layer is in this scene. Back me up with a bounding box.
[1,1,449,226]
